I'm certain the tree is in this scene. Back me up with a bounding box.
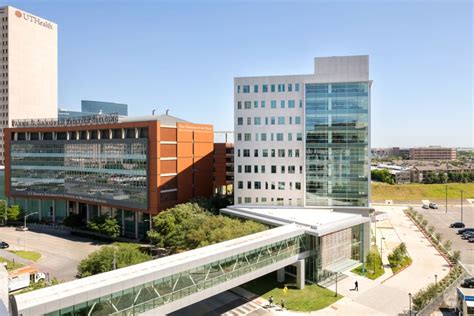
[422,219,428,227]
[371,169,395,184]
[451,250,461,264]
[87,215,121,237]
[7,205,22,221]
[442,240,452,252]
[0,200,7,225]
[428,225,435,235]
[77,243,151,277]
[435,232,443,243]
[63,213,84,228]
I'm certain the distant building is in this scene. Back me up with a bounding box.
[409,147,457,161]
[58,108,93,119]
[0,6,58,165]
[411,163,472,183]
[371,164,412,184]
[82,100,128,116]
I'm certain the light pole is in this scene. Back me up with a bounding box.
[461,190,464,222]
[335,272,338,297]
[23,212,38,251]
[445,185,448,214]
[435,274,438,287]
[409,293,412,316]
[380,237,386,268]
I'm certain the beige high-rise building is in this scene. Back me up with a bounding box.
[0,6,57,164]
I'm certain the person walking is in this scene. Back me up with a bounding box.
[269,296,274,307]
[354,280,359,291]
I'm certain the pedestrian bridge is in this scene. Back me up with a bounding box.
[11,224,309,316]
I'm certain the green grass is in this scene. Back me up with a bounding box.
[241,272,342,312]
[9,250,41,262]
[0,256,25,271]
[389,256,412,274]
[351,246,385,280]
[371,182,474,202]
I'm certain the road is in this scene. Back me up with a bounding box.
[0,226,102,281]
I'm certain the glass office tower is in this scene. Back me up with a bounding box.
[305,82,369,207]
[82,100,128,116]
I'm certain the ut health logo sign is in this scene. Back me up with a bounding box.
[14,9,53,30]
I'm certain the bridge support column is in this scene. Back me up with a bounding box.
[296,259,305,290]
[277,268,285,283]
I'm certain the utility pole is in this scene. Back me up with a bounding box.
[461,190,464,222]
[445,185,448,214]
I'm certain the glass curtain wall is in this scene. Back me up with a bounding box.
[305,82,369,206]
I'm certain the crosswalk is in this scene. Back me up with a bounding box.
[222,300,270,315]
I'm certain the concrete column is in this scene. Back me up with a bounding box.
[52,200,56,223]
[86,204,90,223]
[38,200,42,221]
[134,212,139,240]
[296,259,305,290]
[121,211,125,236]
[277,268,285,283]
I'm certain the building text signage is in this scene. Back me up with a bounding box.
[15,10,53,30]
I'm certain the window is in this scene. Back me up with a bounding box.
[237,101,242,109]
[238,197,242,203]
[295,83,300,92]
[271,100,276,108]
[261,101,266,108]
[278,149,285,157]
[254,149,259,157]
[254,181,261,189]
[271,117,276,125]
[244,197,251,203]
[295,116,301,124]
[238,165,242,173]
[288,100,295,108]
[237,149,241,157]
[278,84,285,92]
[278,117,285,125]
[261,133,267,141]
[254,85,258,93]
[247,181,252,189]
[295,149,300,157]
[299,100,303,108]
[237,86,241,93]
[243,85,250,93]
[263,149,268,157]
[278,182,285,190]
[299,166,303,173]
[288,149,293,157]
[254,117,261,125]
[244,133,251,141]
[288,83,292,92]
[261,165,266,173]
[271,182,276,190]
[243,149,250,157]
[247,117,251,125]
[296,182,301,190]
[244,101,251,109]
[254,101,258,108]
[297,133,303,141]
[237,117,243,125]
[271,84,276,92]
[271,165,277,173]
[244,165,251,173]
[276,133,284,141]
[265,117,268,125]
[237,133,242,141]
[254,165,259,173]
[238,181,243,189]
[255,133,259,141]
[288,166,296,174]
[281,166,285,173]
[263,84,268,92]
[280,100,285,108]
[271,149,276,157]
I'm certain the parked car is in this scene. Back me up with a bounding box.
[461,277,474,288]
[429,203,438,209]
[15,226,28,231]
[458,228,474,235]
[468,237,474,243]
[450,222,466,228]
[0,241,8,249]
[462,231,474,239]
[422,204,429,209]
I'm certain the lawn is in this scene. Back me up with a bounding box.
[0,256,25,271]
[9,250,41,262]
[351,246,385,280]
[241,272,342,312]
[371,182,474,202]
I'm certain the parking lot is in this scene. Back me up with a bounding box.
[0,226,103,281]
[416,204,474,273]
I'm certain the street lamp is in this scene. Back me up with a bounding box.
[380,237,386,268]
[461,190,464,222]
[335,272,338,297]
[435,274,438,287]
[409,293,412,316]
[24,212,38,229]
[445,185,448,214]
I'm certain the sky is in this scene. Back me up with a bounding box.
[5,0,474,148]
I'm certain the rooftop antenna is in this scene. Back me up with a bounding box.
[165,109,170,115]
[152,109,156,116]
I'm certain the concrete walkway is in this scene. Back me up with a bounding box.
[262,205,450,316]
[0,249,34,266]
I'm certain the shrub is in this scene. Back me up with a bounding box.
[63,213,84,228]
[428,225,435,235]
[450,250,461,264]
[417,214,423,222]
[443,240,452,252]
[87,215,121,238]
[435,232,443,243]
[421,219,428,227]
